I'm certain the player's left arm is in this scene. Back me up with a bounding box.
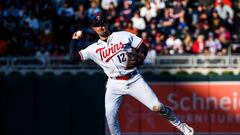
[129,32,148,60]
[136,42,148,62]
[125,31,149,69]
[126,41,148,69]
[133,42,148,66]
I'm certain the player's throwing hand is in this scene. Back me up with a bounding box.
[72,30,83,39]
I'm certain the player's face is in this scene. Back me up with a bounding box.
[92,23,109,37]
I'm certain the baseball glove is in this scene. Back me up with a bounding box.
[126,51,145,69]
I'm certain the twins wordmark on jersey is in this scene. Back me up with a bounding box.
[96,41,124,62]
[79,31,143,77]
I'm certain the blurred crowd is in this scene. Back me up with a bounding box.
[0,0,240,59]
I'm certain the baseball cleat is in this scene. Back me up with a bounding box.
[177,123,194,135]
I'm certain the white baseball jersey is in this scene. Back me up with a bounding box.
[78,31,143,77]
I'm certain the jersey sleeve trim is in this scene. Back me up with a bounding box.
[136,39,143,49]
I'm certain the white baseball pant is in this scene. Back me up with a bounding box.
[105,74,181,135]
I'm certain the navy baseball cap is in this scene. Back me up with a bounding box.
[91,15,107,26]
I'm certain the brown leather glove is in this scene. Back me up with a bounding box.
[126,51,145,69]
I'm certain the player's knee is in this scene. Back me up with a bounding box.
[152,105,160,112]
[152,104,162,112]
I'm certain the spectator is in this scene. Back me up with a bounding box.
[147,19,159,39]
[159,7,175,35]
[131,10,146,31]
[231,43,240,54]
[3,4,21,18]
[0,38,8,56]
[214,0,232,7]
[152,0,166,11]
[51,45,65,57]
[171,0,185,20]
[199,21,211,38]
[198,9,209,29]
[7,33,22,56]
[120,0,133,21]
[39,24,53,49]
[140,0,157,22]
[52,10,72,52]
[151,0,166,20]
[153,33,165,54]
[124,20,138,35]
[74,4,86,24]
[182,29,194,53]
[101,0,118,10]
[19,22,37,55]
[40,16,53,32]
[106,2,118,25]
[113,15,125,31]
[102,2,118,32]
[87,1,102,19]
[57,1,75,18]
[177,17,187,31]
[4,16,17,32]
[189,4,198,28]
[181,0,189,8]
[210,10,221,30]
[232,1,240,35]
[192,35,205,54]
[35,46,50,65]
[141,31,151,48]
[215,0,234,24]
[24,13,40,30]
[205,32,222,55]
[191,4,208,29]
[144,46,157,65]
[215,25,231,54]
[165,31,184,55]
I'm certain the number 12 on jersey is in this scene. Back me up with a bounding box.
[117,53,127,63]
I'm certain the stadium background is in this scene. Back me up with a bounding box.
[1,0,240,135]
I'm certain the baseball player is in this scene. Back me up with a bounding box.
[71,15,194,135]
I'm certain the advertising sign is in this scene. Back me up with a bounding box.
[114,82,240,134]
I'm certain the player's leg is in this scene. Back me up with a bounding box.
[127,77,181,126]
[158,105,194,135]
[127,77,194,135]
[105,79,124,135]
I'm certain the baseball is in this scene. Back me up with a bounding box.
[76,31,82,36]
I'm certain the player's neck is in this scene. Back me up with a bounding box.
[99,36,108,41]
[99,31,111,41]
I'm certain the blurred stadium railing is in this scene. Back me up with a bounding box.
[0,55,240,75]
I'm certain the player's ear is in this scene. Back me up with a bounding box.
[92,26,97,31]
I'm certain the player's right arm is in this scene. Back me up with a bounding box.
[71,30,91,62]
[70,30,83,62]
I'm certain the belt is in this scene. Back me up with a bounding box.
[111,70,138,80]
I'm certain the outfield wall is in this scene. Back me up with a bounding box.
[0,73,107,135]
[117,82,240,135]
[0,73,240,135]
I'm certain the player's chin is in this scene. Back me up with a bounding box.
[99,31,108,36]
